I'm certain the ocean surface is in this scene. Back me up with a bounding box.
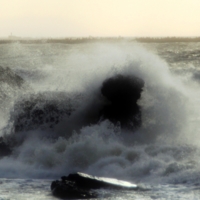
[0,40,200,199]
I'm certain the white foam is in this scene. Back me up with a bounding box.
[1,42,200,186]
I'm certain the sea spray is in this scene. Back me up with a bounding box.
[0,42,200,188]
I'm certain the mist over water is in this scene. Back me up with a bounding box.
[1,41,200,193]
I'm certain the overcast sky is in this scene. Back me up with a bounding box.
[1,0,200,38]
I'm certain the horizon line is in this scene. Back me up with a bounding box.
[0,35,200,39]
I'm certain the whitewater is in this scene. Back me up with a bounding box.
[0,40,200,199]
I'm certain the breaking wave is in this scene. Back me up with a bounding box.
[0,42,200,186]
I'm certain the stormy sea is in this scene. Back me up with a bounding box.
[0,39,200,199]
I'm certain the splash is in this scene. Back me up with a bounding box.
[0,42,199,185]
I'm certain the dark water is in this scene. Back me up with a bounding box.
[0,41,200,199]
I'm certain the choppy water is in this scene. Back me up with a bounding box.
[0,41,200,199]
